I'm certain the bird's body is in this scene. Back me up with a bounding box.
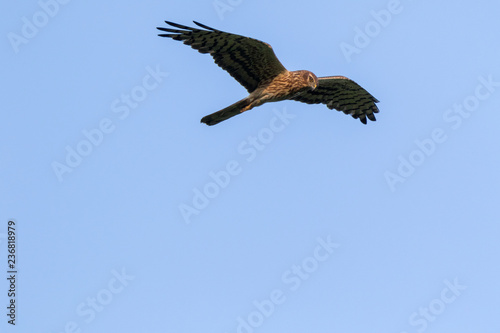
[157,21,379,126]
[202,70,318,125]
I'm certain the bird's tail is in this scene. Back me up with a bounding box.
[201,97,252,126]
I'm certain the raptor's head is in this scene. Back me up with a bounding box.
[302,71,319,90]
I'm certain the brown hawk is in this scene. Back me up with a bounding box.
[157,21,379,126]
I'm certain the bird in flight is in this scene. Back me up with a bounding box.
[157,21,379,126]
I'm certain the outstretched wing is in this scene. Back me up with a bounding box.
[292,76,379,124]
[157,21,287,93]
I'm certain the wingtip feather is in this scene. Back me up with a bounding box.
[193,21,217,31]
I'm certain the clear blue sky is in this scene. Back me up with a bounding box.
[2,0,500,332]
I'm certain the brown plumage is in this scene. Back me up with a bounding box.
[157,21,379,126]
